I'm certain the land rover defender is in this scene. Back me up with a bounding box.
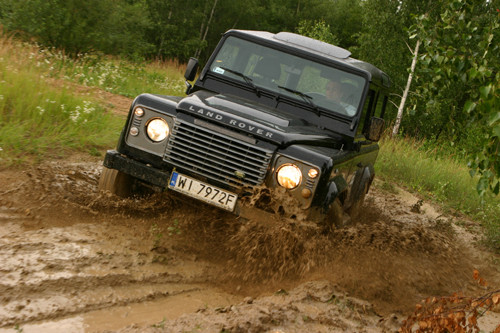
[99,29,391,227]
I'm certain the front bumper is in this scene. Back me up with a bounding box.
[102,150,324,222]
[103,150,170,188]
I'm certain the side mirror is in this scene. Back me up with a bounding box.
[184,57,199,81]
[366,117,385,142]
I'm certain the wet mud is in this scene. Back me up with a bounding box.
[0,155,498,332]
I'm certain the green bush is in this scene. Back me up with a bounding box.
[0,0,153,58]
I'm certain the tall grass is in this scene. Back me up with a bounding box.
[29,45,186,97]
[0,35,123,165]
[0,31,187,166]
[376,136,500,252]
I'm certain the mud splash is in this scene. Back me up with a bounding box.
[0,156,499,332]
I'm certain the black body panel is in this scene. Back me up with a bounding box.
[102,29,391,223]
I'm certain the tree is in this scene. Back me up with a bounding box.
[0,0,152,58]
[145,0,206,61]
[392,39,420,137]
[411,0,499,195]
[296,19,338,45]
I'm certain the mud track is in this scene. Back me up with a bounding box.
[0,155,498,332]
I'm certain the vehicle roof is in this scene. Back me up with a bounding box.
[225,30,391,89]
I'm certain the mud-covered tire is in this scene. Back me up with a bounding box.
[346,181,368,220]
[98,167,133,197]
[324,198,346,229]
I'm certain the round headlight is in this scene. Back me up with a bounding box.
[276,164,302,189]
[146,118,169,142]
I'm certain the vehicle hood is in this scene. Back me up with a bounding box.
[177,90,344,148]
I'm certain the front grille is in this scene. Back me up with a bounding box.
[164,120,273,187]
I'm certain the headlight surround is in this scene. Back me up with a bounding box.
[146,118,170,142]
[276,164,302,189]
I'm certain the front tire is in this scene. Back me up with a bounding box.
[346,181,368,220]
[324,198,346,229]
[98,167,133,197]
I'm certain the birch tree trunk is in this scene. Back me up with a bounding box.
[195,0,218,59]
[392,39,421,137]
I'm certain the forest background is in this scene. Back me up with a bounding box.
[0,0,498,247]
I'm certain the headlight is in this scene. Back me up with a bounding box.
[146,118,169,142]
[276,164,302,189]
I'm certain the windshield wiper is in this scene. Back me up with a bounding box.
[219,67,261,97]
[277,85,320,116]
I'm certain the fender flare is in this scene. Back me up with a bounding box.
[321,175,348,213]
[348,165,374,206]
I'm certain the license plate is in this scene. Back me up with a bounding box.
[168,172,237,211]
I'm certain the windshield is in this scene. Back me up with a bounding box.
[209,36,366,117]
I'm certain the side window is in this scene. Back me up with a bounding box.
[357,89,375,135]
[374,94,388,118]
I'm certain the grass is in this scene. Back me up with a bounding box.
[0,35,124,165]
[376,136,500,252]
[29,44,186,98]
[0,31,186,166]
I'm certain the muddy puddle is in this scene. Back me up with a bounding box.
[0,156,499,332]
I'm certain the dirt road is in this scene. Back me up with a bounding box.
[0,156,498,332]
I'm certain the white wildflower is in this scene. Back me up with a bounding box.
[82,101,95,114]
[70,105,82,122]
[36,106,45,115]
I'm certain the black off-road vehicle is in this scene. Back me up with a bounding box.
[99,30,390,227]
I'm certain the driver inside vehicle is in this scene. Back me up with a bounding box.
[325,80,357,116]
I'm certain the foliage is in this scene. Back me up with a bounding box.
[0,0,366,63]
[0,0,153,58]
[357,0,447,126]
[410,0,499,195]
[144,0,207,61]
[357,0,409,92]
[296,20,338,45]
[399,270,500,332]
